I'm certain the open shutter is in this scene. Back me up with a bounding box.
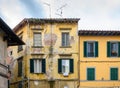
[58,59,62,73]
[84,41,87,57]
[107,42,110,57]
[42,59,46,73]
[30,59,34,73]
[118,42,120,57]
[95,42,98,57]
[70,59,74,73]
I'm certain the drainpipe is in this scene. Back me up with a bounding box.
[77,31,80,88]
[27,20,30,88]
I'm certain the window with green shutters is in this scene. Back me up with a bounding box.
[87,68,95,80]
[30,59,46,73]
[107,41,120,57]
[58,59,74,75]
[84,41,98,57]
[17,57,23,77]
[110,68,118,80]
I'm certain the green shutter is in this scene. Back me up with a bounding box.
[95,42,98,57]
[42,59,46,73]
[30,59,34,73]
[110,68,118,80]
[58,59,62,73]
[84,41,87,57]
[118,42,120,57]
[87,68,95,80]
[107,42,110,57]
[70,59,74,73]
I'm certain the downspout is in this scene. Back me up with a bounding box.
[27,20,30,88]
[77,31,80,88]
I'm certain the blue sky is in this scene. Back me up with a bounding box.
[0,0,120,30]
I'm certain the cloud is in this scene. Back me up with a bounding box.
[19,0,44,18]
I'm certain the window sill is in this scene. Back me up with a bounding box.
[60,46,72,48]
[32,46,44,48]
[31,53,44,55]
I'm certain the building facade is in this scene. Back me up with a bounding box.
[0,18,24,88]
[10,18,79,88]
[79,30,120,88]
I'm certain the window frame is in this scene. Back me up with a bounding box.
[17,57,23,77]
[61,32,70,47]
[33,32,42,47]
[30,59,46,74]
[107,41,120,57]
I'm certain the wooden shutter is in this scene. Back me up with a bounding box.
[107,42,110,57]
[30,59,34,73]
[58,59,62,73]
[70,59,74,73]
[87,68,95,80]
[95,42,98,57]
[42,59,46,73]
[84,41,87,57]
[110,68,118,80]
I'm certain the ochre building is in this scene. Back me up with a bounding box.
[10,18,80,88]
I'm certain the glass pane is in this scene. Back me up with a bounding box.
[62,33,69,46]
[111,43,118,57]
[87,42,94,57]
[34,33,42,46]
[62,60,69,73]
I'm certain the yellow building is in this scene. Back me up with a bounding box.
[10,18,80,88]
[79,30,120,88]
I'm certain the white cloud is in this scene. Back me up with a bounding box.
[0,0,31,28]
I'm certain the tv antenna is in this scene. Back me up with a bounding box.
[56,4,67,17]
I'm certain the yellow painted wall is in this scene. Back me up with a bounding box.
[10,22,79,88]
[79,36,120,87]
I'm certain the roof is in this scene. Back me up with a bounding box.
[13,18,80,32]
[78,30,120,36]
[0,18,25,46]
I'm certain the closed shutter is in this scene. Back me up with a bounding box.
[95,42,98,57]
[110,68,118,80]
[30,59,34,73]
[42,59,46,73]
[69,59,74,73]
[58,59,62,73]
[118,42,120,57]
[84,41,87,57]
[107,42,110,57]
[87,68,95,80]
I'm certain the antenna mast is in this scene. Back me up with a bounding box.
[56,4,67,17]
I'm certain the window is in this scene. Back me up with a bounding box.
[107,42,120,57]
[18,36,23,52]
[58,59,73,75]
[62,33,70,46]
[30,59,46,73]
[33,33,42,46]
[87,68,95,80]
[17,57,23,77]
[110,68,118,80]
[84,41,98,57]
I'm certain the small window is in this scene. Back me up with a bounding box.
[17,57,23,77]
[110,68,118,80]
[87,68,95,80]
[18,36,23,52]
[33,33,42,46]
[58,59,74,75]
[107,42,120,57]
[84,41,98,57]
[62,32,70,46]
[30,59,46,73]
